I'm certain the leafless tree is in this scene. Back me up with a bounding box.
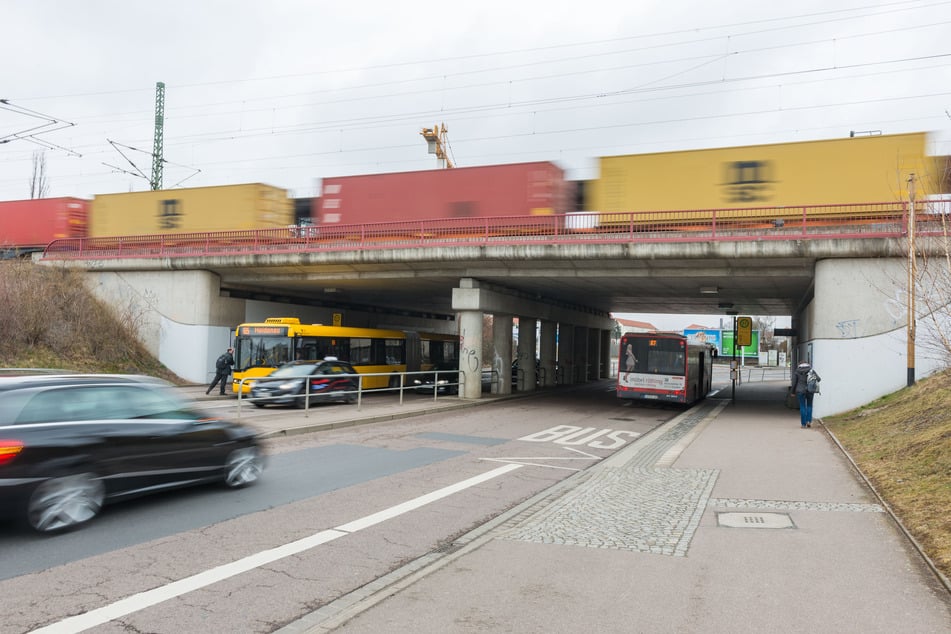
[753,316,776,350]
[912,197,951,365]
[29,151,49,199]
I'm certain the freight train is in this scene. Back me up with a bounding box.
[2,132,947,256]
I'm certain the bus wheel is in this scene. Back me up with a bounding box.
[388,375,401,389]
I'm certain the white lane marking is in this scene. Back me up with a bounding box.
[481,458,585,472]
[34,463,523,634]
[563,447,601,459]
[480,445,604,472]
[335,463,522,532]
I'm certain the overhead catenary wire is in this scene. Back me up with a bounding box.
[2,1,950,197]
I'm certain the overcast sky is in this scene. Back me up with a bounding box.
[3,1,950,328]
[4,0,950,201]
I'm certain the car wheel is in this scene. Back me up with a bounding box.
[27,472,105,533]
[252,401,266,408]
[223,446,263,488]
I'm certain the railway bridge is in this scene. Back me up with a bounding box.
[38,204,951,418]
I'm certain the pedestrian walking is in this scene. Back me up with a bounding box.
[206,347,235,395]
[791,360,820,428]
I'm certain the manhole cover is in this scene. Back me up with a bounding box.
[717,512,794,529]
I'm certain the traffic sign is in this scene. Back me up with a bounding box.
[737,316,753,347]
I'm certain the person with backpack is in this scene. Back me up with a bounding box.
[791,360,820,428]
[206,347,235,396]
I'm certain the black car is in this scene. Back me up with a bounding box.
[248,359,358,408]
[0,374,263,533]
[412,361,460,395]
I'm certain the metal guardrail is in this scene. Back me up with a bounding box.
[40,200,951,260]
[233,369,464,418]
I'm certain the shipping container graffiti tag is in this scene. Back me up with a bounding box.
[158,199,183,230]
[721,160,775,203]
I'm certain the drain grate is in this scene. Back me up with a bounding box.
[717,512,795,529]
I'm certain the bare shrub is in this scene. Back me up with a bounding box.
[0,260,175,378]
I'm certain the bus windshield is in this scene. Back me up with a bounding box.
[234,336,292,371]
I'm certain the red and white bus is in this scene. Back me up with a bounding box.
[617,332,714,404]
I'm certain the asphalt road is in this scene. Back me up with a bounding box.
[1,381,675,633]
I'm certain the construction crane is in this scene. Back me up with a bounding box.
[420,123,454,168]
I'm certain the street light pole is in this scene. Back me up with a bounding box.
[907,174,917,387]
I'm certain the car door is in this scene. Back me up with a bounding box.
[98,385,232,491]
[32,384,176,496]
[324,362,356,397]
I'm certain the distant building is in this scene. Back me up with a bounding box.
[615,317,658,332]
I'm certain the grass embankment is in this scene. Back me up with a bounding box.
[824,369,951,582]
[0,259,179,381]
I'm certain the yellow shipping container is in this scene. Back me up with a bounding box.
[90,183,293,237]
[588,132,940,213]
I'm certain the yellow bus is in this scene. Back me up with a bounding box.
[230,317,459,393]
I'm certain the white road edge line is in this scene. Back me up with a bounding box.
[33,463,523,634]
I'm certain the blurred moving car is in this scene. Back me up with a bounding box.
[412,361,460,395]
[0,374,263,534]
[249,358,358,408]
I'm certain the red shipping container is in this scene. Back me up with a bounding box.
[316,162,569,225]
[0,197,89,250]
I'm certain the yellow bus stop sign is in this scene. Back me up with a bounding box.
[737,316,753,347]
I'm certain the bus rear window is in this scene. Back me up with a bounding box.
[622,337,685,376]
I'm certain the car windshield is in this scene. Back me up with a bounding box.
[270,364,318,378]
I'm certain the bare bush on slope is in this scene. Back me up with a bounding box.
[0,260,179,381]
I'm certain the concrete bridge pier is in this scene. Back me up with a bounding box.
[794,256,949,418]
[452,278,614,398]
[539,320,557,387]
[515,317,537,392]
[492,315,513,395]
[82,269,244,384]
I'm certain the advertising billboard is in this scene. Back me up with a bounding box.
[684,329,722,350]
[720,330,760,358]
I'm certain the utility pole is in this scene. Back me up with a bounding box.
[907,173,917,386]
[727,311,738,403]
[150,82,165,190]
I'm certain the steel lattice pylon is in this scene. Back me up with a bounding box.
[150,82,165,190]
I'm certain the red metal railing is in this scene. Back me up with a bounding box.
[41,200,951,260]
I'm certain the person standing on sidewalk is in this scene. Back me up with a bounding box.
[206,347,235,395]
[791,361,820,428]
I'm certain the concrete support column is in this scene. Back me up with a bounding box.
[539,320,557,387]
[557,323,575,384]
[587,328,602,380]
[574,326,590,382]
[492,315,513,395]
[516,317,537,391]
[459,310,484,399]
[600,329,613,379]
